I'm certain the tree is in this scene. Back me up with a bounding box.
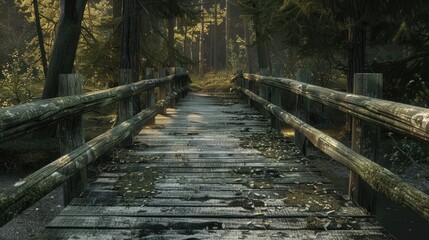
[32,0,48,77]
[235,0,274,72]
[199,0,205,76]
[42,0,87,99]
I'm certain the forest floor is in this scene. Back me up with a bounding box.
[0,72,428,239]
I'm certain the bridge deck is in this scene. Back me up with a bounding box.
[37,93,395,239]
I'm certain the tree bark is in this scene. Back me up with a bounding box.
[168,17,176,66]
[347,0,367,93]
[213,0,218,71]
[199,0,205,77]
[243,18,252,73]
[120,0,142,114]
[32,0,48,78]
[42,0,88,99]
[254,15,271,74]
[346,0,367,139]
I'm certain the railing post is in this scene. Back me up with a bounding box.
[176,67,185,98]
[168,67,176,108]
[145,68,156,124]
[158,68,168,114]
[349,73,383,214]
[58,74,87,206]
[118,69,134,147]
[258,68,270,118]
[270,69,282,130]
[294,69,311,156]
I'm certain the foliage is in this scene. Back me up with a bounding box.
[189,70,232,92]
[0,1,30,69]
[15,0,60,75]
[227,35,247,73]
[234,0,429,105]
[0,50,38,106]
[385,133,429,173]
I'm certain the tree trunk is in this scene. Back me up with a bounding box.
[120,0,142,114]
[346,0,367,139]
[199,0,205,77]
[168,17,176,66]
[254,15,271,74]
[243,18,252,73]
[225,0,229,72]
[184,15,188,63]
[213,0,218,71]
[42,0,88,99]
[347,0,367,93]
[33,0,48,78]
[109,0,121,87]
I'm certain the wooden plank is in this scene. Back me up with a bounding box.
[99,171,321,178]
[36,229,395,240]
[46,215,383,231]
[58,206,369,217]
[80,188,339,201]
[70,190,344,208]
[91,175,329,185]
[113,166,315,174]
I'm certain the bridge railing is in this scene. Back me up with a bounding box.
[233,71,429,222]
[0,67,190,227]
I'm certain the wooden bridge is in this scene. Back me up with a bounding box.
[1,68,428,239]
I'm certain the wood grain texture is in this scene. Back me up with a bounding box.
[36,93,395,239]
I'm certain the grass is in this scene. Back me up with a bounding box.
[188,70,234,93]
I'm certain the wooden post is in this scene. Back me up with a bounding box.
[58,74,86,206]
[270,68,282,130]
[248,78,256,107]
[117,69,134,147]
[168,67,176,108]
[258,68,270,118]
[146,68,156,124]
[294,69,311,156]
[159,68,167,114]
[176,68,185,98]
[349,73,383,214]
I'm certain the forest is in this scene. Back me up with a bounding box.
[0,0,429,239]
[0,0,428,107]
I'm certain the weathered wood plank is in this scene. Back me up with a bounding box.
[36,229,395,240]
[46,215,383,231]
[80,187,340,201]
[58,205,369,217]
[69,191,345,207]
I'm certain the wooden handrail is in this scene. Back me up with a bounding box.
[237,74,429,142]
[235,86,429,221]
[0,73,189,142]
[0,89,184,227]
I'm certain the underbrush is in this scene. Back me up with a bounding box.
[189,71,233,93]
